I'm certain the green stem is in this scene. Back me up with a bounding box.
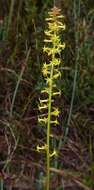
[47,47,55,189]
[47,63,54,190]
[10,48,31,118]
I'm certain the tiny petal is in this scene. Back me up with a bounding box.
[44,39,52,43]
[50,149,57,157]
[38,117,48,124]
[51,119,59,125]
[51,108,60,116]
[59,43,66,49]
[39,105,48,110]
[37,144,48,152]
[53,90,61,96]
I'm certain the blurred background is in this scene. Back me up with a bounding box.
[0,0,94,189]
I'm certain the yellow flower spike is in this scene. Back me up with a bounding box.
[37,6,65,190]
[50,149,57,157]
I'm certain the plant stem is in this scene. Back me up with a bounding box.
[10,48,31,118]
[47,40,57,189]
[47,62,54,190]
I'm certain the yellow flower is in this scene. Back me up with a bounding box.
[42,67,49,76]
[59,43,66,49]
[58,23,66,30]
[53,58,60,66]
[39,104,48,110]
[37,144,48,152]
[53,71,61,79]
[53,90,61,96]
[42,63,50,77]
[52,108,60,116]
[51,119,59,125]
[43,46,50,53]
[38,117,48,124]
[50,149,57,157]
[46,78,52,85]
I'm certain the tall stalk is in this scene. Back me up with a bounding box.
[46,64,53,190]
[37,6,65,189]
[46,47,55,190]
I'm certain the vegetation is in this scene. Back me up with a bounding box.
[0,0,94,189]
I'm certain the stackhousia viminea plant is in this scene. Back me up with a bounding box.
[37,6,65,190]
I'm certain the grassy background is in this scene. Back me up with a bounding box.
[0,0,94,189]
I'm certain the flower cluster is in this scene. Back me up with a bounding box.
[37,6,65,156]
